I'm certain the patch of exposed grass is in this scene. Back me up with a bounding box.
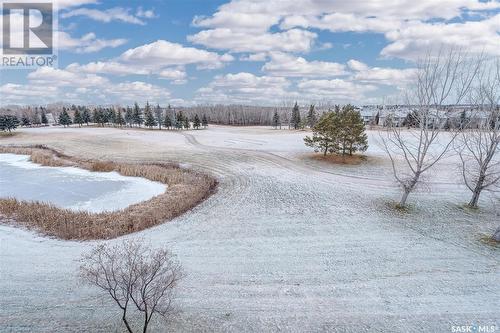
[306,153,367,165]
[0,132,19,138]
[0,145,218,240]
[479,234,500,248]
[384,201,414,215]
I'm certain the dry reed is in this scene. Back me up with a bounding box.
[0,145,217,240]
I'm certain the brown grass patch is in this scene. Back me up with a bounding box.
[306,153,367,165]
[0,145,218,240]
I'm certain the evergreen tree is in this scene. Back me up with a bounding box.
[374,111,380,126]
[304,105,368,156]
[73,109,83,127]
[21,115,31,127]
[176,110,184,124]
[338,105,368,156]
[115,110,125,127]
[154,104,163,130]
[272,110,280,129]
[163,114,172,129]
[92,109,100,125]
[0,115,20,132]
[108,109,116,126]
[402,111,420,128]
[133,102,143,127]
[459,110,469,129]
[202,114,208,128]
[82,108,91,125]
[59,109,72,127]
[144,102,157,128]
[41,111,48,125]
[125,107,133,127]
[183,117,190,130]
[306,104,317,128]
[304,112,338,156]
[291,102,301,129]
[193,114,201,129]
[32,111,41,125]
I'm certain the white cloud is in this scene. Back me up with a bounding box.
[297,79,378,102]
[240,53,268,62]
[262,52,346,77]
[192,0,500,59]
[188,28,317,53]
[7,67,173,105]
[61,7,149,25]
[58,32,127,53]
[55,0,98,9]
[136,7,157,19]
[28,67,109,88]
[347,60,417,86]
[381,15,500,60]
[119,40,233,69]
[66,61,149,76]
[195,72,293,104]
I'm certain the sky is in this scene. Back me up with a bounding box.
[0,0,499,107]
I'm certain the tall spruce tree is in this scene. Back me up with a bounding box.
[202,114,208,128]
[74,109,83,127]
[116,110,125,127]
[291,102,301,129]
[125,107,133,127]
[21,115,31,127]
[144,102,157,128]
[183,117,190,130]
[272,110,280,129]
[193,114,201,129]
[82,108,91,125]
[133,102,143,127]
[41,111,48,125]
[154,104,163,130]
[306,104,317,128]
[174,113,182,130]
[59,109,72,127]
[163,113,172,129]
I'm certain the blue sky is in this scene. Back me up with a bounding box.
[1,0,499,106]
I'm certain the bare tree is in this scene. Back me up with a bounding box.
[381,49,483,207]
[456,59,500,208]
[80,240,183,333]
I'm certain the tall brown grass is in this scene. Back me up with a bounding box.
[0,145,217,240]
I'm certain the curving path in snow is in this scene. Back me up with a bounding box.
[0,126,498,332]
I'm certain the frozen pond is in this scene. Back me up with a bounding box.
[0,154,166,213]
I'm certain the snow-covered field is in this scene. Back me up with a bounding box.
[0,153,166,213]
[0,126,498,332]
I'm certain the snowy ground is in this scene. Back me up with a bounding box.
[0,126,498,332]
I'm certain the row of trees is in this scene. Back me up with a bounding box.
[272,103,319,130]
[58,103,209,130]
[304,105,368,156]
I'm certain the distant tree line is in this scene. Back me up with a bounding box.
[55,103,209,131]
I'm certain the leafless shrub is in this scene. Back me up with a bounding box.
[80,240,183,333]
[0,146,217,240]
